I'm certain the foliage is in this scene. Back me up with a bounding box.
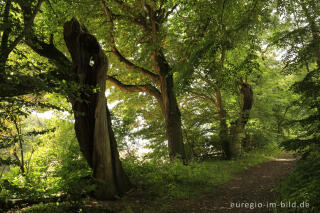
[275,150,320,212]
[272,0,320,211]
[280,69,320,156]
[0,114,93,209]
[179,97,222,160]
[1,0,320,212]
[0,96,59,175]
[1,141,281,212]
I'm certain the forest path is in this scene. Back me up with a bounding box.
[167,153,297,213]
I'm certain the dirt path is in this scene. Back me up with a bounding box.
[167,153,297,213]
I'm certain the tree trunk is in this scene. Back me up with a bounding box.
[229,81,254,159]
[63,18,131,200]
[243,132,253,151]
[155,53,186,161]
[160,74,186,161]
[229,122,243,159]
[215,89,231,159]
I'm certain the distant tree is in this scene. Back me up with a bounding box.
[175,0,269,159]
[0,97,55,175]
[275,0,320,156]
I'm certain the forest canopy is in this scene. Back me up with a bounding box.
[0,0,319,212]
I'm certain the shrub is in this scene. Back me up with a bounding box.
[275,150,320,212]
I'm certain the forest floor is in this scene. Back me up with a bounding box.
[166,152,297,213]
[12,152,297,213]
[78,152,297,213]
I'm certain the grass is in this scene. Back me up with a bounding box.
[16,143,283,213]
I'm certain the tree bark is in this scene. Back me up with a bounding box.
[229,81,253,159]
[229,122,243,159]
[214,81,253,159]
[154,53,186,161]
[159,74,186,161]
[215,89,231,159]
[63,18,131,200]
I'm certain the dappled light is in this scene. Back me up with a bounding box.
[1,0,319,212]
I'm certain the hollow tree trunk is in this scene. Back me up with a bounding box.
[229,81,253,159]
[155,53,186,161]
[63,18,131,200]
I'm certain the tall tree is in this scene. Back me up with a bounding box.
[100,0,186,161]
[275,0,320,155]
[10,1,132,199]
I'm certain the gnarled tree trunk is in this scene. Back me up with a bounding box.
[215,82,253,160]
[229,81,253,159]
[63,18,131,200]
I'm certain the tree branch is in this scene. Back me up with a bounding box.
[107,75,161,101]
[112,46,159,81]
[164,4,179,21]
[189,91,217,107]
[111,13,151,32]
[0,0,12,57]
[8,0,44,53]
[18,0,71,71]
[101,1,159,82]
[198,74,218,90]
[26,36,71,71]
[0,72,52,98]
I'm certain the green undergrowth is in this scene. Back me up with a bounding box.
[13,201,113,213]
[275,150,320,213]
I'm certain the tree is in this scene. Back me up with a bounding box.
[0,97,56,175]
[63,18,131,199]
[275,0,320,155]
[100,0,186,161]
[0,100,24,173]
[272,1,320,209]
[3,1,132,199]
[175,0,268,159]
